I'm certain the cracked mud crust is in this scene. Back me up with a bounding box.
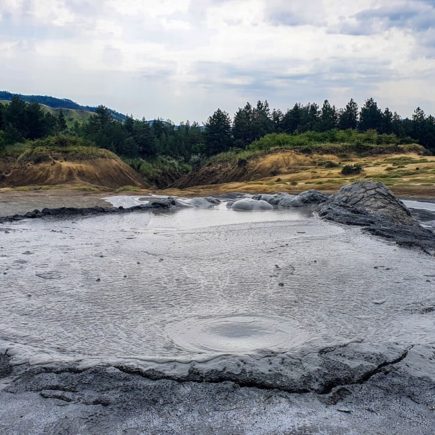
[0,344,434,434]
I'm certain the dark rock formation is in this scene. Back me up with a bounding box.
[279,190,329,208]
[146,197,177,208]
[319,181,435,254]
[319,181,413,225]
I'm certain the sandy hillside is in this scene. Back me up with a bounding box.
[0,149,144,189]
[172,149,435,197]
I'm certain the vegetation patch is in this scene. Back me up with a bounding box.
[0,135,114,162]
[126,156,191,188]
[341,164,363,176]
[248,131,423,156]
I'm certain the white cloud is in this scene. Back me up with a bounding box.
[0,0,434,121]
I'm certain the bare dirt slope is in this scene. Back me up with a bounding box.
[174,150,435,197]
[0,154,144,189]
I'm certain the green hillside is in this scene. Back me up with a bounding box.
[0,100,93,128]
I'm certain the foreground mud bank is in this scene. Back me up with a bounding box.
[1,343,434,434]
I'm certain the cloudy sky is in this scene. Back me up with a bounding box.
[0,0,434,122]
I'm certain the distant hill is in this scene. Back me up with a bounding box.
[0,91,127,122]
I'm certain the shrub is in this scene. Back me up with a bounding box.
[341,164,363,176]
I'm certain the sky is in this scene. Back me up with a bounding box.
[0,0,434,122]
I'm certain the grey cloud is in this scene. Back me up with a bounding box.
[190,56,395,102]
[356,4,435,31]
[335,1,435,35]
[264,0,326,27]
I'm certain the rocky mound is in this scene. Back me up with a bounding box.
[319,181,435,254]
[231,198,273,211]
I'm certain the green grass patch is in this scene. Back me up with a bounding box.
[247,131,424,156]
[0,135,114,162]
[206,131,425,167]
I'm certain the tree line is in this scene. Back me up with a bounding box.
[205,99,435,155]
[0,98,204,161]
[1,95,435,159]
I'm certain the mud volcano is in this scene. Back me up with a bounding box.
[0,183,434,434]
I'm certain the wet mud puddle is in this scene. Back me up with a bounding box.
[0,196,434,366]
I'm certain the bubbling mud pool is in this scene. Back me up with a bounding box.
[166,314,310,354]
[0,196,434,367]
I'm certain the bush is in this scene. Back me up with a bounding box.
[341,164,363,176]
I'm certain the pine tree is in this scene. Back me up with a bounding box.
[57,110,67,131]
[338,99,358,130]
[282,104,302,133]
[252,100,274,138]
[318,100,337,131]
[205,109,232,155]
[233,103,254,148]
[381,108,393,134]
[271,109,284,132]
[359,98,383,131]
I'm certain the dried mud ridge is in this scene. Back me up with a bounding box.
[0,198,176,224]
[1,343,434,433]
[0,343,414,398]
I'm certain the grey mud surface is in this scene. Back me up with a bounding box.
[0,190,111,217]
[0,195,434,434]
